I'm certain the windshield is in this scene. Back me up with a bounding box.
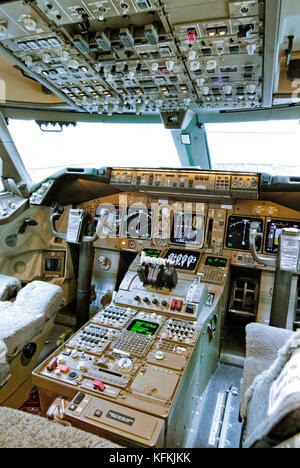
[6,118,300,184]
[8,120,180,183]
[206,120,300,176]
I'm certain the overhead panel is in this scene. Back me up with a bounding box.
[0,0,265,115]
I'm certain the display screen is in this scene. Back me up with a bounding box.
[225,216,263,251]
[265,219,300,253]
[122,208,153,239]
[171,212,205,246]
[127,319,159,336]
[96,205,121,237]
[205,256,227,268]
[165,248,201,271]
[143,248,161,258]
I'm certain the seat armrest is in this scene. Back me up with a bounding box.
[0,340,10,388]
[0,275,21,302]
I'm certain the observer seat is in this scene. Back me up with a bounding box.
[0,279,64,408]
[240,323,300,448]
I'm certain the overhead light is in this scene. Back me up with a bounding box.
[206,28,217,37]
[217,26,228,36]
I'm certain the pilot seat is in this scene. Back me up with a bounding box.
[0,277,64,409]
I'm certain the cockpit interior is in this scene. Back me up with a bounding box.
[0,0,299,451]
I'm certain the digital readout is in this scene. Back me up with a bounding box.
[171,212,205,246]
[225,216,263,251]
[143,248,161,258]
[165,249,201,271]
[265,219,300,253]
[205,257,227,268]
[127,319,159,336]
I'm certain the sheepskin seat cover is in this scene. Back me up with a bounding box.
[0,281,64,355]
[0,406,122,448]
[0,274,21,301]
[242,324,300,448]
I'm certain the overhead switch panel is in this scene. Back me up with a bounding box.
[0,0,265,116]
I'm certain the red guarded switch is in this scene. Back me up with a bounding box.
[176,300,183,311]
[93,380,106,391]
[187,28,196,42]
[47,357,58,371]
[171,298,177,310]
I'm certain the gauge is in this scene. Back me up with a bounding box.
[225,216,263,251]
[123,208,153,239]
[171,212,205,246]
[96,205,121,237]
[265,219,300,253]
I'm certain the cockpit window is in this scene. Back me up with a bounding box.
[206,120,300,175]
[8,120,180,183]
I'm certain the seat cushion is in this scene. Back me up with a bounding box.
[0,274,21,301]
[0,406,122,448]
[242,327,300,448]
[240,323,293,418]
[0,281,64,355]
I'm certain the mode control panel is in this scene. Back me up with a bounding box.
[110,169,259,199]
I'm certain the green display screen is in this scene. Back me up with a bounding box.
[205,256,227,268]
[127,319,159,336]
[143,248,161,258]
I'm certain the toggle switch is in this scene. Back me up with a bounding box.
[93,379,106,391]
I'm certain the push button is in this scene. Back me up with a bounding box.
[185,303,195,314]
[58,365,70,374]
[73,392,85,405]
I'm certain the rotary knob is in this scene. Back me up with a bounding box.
[78,360,88,372]
[117,357,133,373]
[23,16,37,31]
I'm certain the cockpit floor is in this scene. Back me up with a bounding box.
[191,362,243,448]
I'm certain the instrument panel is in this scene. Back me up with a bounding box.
[77,192,300,273]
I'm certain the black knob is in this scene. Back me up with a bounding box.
[143,297,149,303]
[134,296,140,301]
[162,300,168,307]
[152,299,158,305]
